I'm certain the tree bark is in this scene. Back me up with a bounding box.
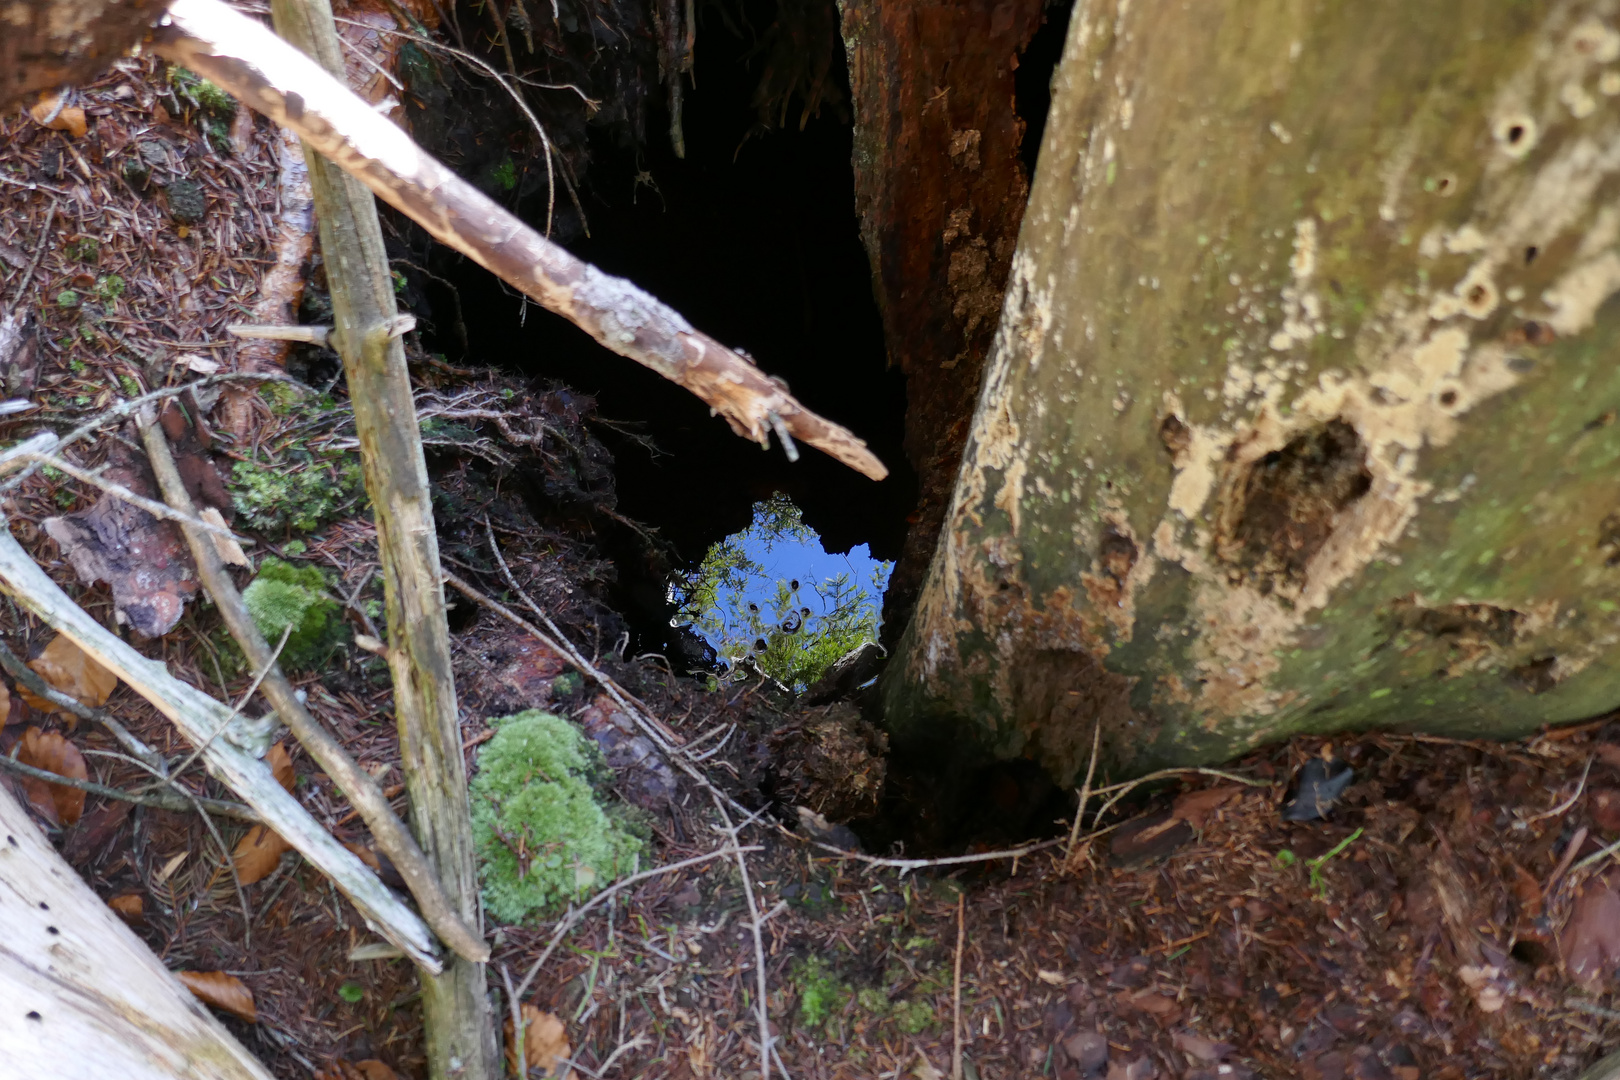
[0,0,167,111]
[838,0,1046,642]
[885,0,1620,784]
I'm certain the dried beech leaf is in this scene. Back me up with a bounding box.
[267,740,294,793]
[19,634,119,717]
[16,725,88,825]
[231,823,293,885]
[504,1004,570,1078]
[177,970,258,1022]
[1562,873,1620,988]
[107,892,144,924]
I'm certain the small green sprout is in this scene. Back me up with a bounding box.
[337,981,365,1003]
[1306,827,1364,898]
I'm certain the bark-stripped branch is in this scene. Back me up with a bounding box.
[152,0,889,482]
[137,410,489,965]
[0,527,444,973]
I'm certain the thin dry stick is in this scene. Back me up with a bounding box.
[802,836,1064,873]
[1065,721,1102,860]
[952,891,965,1080]
[0,637,163,771]
[160,623,293,788]
[1527,754,1594,824]
[0,371,307,494]
[137,411,489,965]
[711,793,771,1080]
[1089,766,1272,826]
[0,753,257,821]
[1573,834,1620,874]
[2,203,55,317]
[512,844,759,1003]
[481,519,681,748]
[154,0,888,481]
[1,446,247,543]
[498,963,527,1080]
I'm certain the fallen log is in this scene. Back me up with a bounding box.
[0,526,444,973]
[151,0,888,482]
[0,778,276,1080]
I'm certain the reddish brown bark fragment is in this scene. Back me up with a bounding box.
[840,0,1046,637]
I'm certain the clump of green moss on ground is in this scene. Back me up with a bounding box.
[239,556,345,670]
[232,456,364,534]
[790,955,938,1036]
[471,711,644,924]
[228,387,365,535]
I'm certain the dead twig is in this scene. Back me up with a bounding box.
[155,0,888,481]
[2,203,54,318]
[1065,721,1101,862]
[0,752,258,822]
[710,793,772,1080]
[0,371,309,494]
[952,890,965,1080]
[137,410,489,966]
[1088,766,1272,827]
[1526,753,1594,824]
[0,442,248,543]
[801,835,1065,874]
[0,636,163,772]
[512,844,760,1004]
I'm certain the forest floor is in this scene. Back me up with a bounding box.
[2,43,1620,1080]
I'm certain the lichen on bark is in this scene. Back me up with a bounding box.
[885,0,1620,784]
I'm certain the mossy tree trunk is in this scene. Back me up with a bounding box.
[884,0,1620,784]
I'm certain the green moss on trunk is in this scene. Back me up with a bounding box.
[886,0,1620,783]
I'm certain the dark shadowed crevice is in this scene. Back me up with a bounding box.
[1214,419,1373,595]
[416,0,914,654]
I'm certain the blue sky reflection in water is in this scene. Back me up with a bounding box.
[672,494,892,691]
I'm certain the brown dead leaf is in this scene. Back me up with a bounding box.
[1591,787,1620,834]
[43,444,200,637]
[1170,785,1245,830]
[343,840,382,873]
[231,824,293,885]
[0,680,10,727]
[64,799,131,866]
[16,725,88,825]
[19,634,118,720]
[107,893,144,924]
[1563,873,1620,988]
[267,740,294,792]
[177,970,257,1022]
[504,1004,570,1077]
[1118,988,1179,1017]
[1171,1029,1233,1062]
[28,91,87,137]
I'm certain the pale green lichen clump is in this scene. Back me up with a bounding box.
[471,711,644,924]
